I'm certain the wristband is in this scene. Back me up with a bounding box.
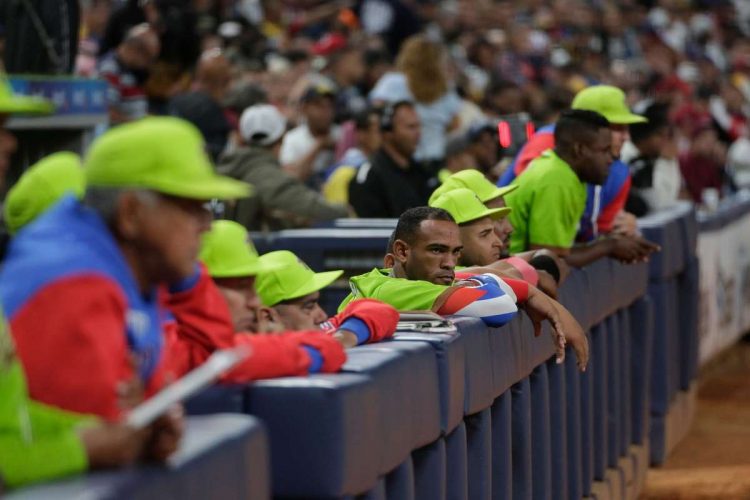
[339,317,371,345]
[505,257,539,286]
[529,254,561,284]
[302,346,324,373]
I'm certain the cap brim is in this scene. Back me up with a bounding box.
[604,113,648,125]
[0,95,54,115]
[153,176,253,200]
[287,269,344,301]
[485,206,512,220]
[482,183,518,202]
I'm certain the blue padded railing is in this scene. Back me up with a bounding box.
[6,414,270,500]
[16,198,746,499]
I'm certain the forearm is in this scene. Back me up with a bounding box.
[565,240,613,268]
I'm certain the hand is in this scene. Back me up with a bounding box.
[332,329,359,348]
[144,405,184,462]
[535,270,558,300]
[612,210,638,237]
[607,234,661,264]
[550,299,589,371]
[117,367,145,411]
[78,423,149,469]
[522,287,589,370]
[522,290,567,363]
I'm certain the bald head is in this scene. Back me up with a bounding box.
[196,49,232,102]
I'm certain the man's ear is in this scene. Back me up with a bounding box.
[114,191,142,240]
[257,306,285,333]
[393,239,409,263]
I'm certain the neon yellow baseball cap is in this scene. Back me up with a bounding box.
[200,220,262,278]
[571,85,647,125]
[0,78,54,115]
[429,169,518,205]
[255,250,343,306]
[4,152,85,234]
[430,187,511,225]
[84,117,252,200]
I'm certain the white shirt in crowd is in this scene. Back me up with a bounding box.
[280,123,341,175]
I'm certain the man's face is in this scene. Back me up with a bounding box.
[357,114,382,154]
[397,219,462,285]
[485,197,514,252]
[0,115,18,182]
[214,276,260,332]
[469,131,499,171]
[386,106,421,159]
[304,97,335,135]
[130,192,213,285]
[459,216,503,266]
[578,128,613,185]
[609,123,629,158]
[273,291,328,330]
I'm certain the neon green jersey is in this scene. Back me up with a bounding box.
[505,150,587,253]
[338,268,448,312]
[0,309,91,489]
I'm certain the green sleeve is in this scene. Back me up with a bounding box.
[366,278,447,311]
[0,428,88,489]
[527,182,582,248]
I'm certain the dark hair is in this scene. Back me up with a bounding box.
[554,109,610,150]
[380,100,414,131]
[630,102,669,144]
[354,107,381,131]
[393,207,455,246]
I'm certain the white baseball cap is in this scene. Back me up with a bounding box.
[239,104,287,146]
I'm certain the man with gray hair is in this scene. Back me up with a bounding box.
[218,103,348,231]
[0,117,249,428]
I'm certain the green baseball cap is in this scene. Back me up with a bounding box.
[0,78,54,115]
[4,152,85,234]
[429,169,518,205]
[200,220,262,278]
[84,117,252,200]
[571,85,647,125]
[430,187,511,225]
[255,250,343,306]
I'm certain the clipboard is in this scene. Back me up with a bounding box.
[125,346,250,429]
[397,312,457,334]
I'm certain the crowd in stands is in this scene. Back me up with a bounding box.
[0,0,749,491]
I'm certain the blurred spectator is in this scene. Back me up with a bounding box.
[621,102,685,215]
[483,80,526,117]
[355,0,422,57]
[349,100,438,217]
[168,49,232,161]
[324,45,368,121]
[727,137,750,190]
[323,107,382,204]
[280,82,341,186]
[370,34,461,167]
[679,125,730,204]
[218,104,348,231]
[97,23,160,124]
